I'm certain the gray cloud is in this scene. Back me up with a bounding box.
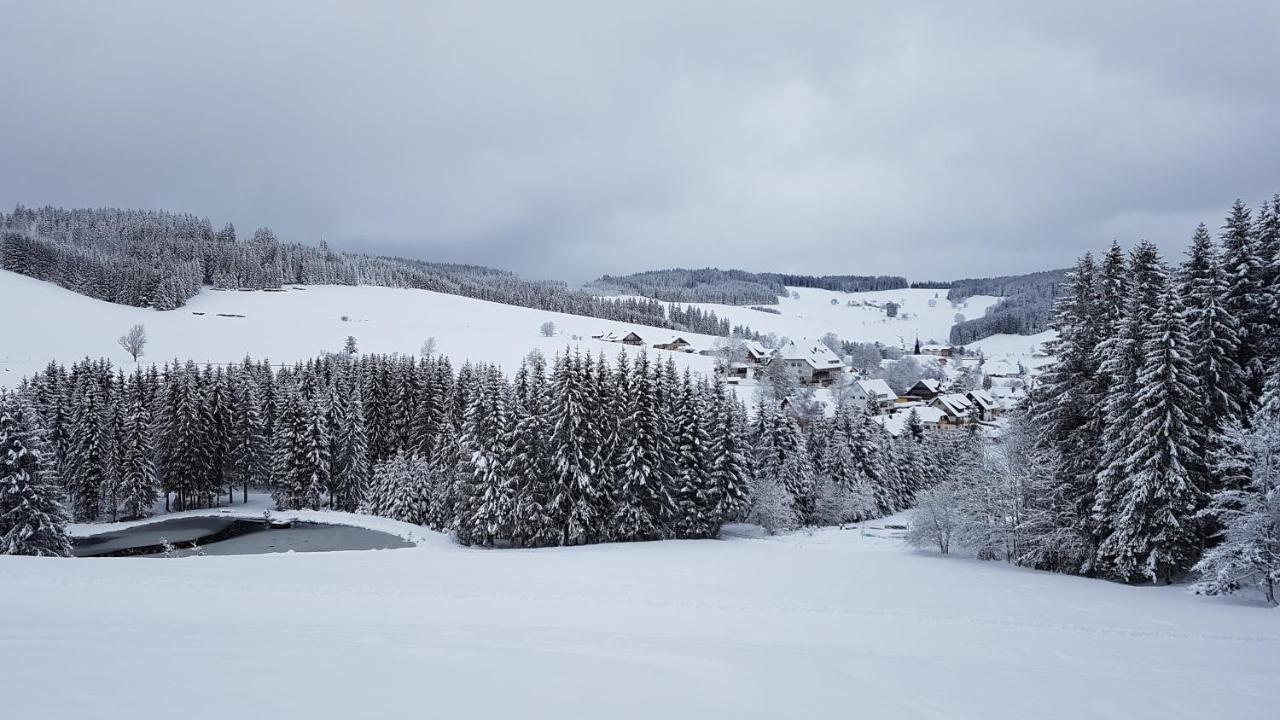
[2,1,1278,282]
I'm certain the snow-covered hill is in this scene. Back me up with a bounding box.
[0,268,721,382]
[2,514,1272,719]
[630,286,1002,349]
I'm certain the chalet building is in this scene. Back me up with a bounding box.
[965,388,999,421]
[652,335,694,353]
[931,392,977,426]
[774,340,846,386]
[718,340,775,381]
[850,378,897,414]
[620,331,645,346]
[903,378,943,401]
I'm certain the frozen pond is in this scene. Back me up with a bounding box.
[73,516,412,557]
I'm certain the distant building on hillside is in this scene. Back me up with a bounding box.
[652,335,695,353]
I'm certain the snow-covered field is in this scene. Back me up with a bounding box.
[2,514,1274,719]
[0,269,721,384]
[635,286,1002,350]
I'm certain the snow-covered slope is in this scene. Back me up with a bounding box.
[1,519,1272,719]
[636,286,1001,349]
[0,268,719,382]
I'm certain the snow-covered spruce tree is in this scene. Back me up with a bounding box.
[591,352,620,536]
[1024,253,1106,572]
[269,384,311,510]
[750,400,813,527]
[160,363,212,511]
[330,377,370,512]
[456,365,516,546]
[364,451,437,526]
[548,351,605,545]
[1096,277,1205,584]
[0,398,72,557]
[228,369,268,504]
[1193,368,1280,603]
[1092,241,1164,552]
[705,377,749,526]
[1255,195,1280,365]
[64,382,110,521]
[611,351,672,541]
[1179,224,1247,438]
[1220,199,1265,397]
[115,390,159,520]
[671,369,716,538]
[504,358,556,547]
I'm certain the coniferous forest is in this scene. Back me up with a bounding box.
[0,349,973,554]
[1016,195,1280,595]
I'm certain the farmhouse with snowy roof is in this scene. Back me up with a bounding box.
[774,339,845,386]
[850,378,898,414]
[903,378,943,401]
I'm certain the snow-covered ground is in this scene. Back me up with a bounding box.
[0,268,720,384]
[631,286,1002,350]
[2,516,1274,719]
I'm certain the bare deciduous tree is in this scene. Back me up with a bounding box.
[540,321,557,337]
[118,324,147,361]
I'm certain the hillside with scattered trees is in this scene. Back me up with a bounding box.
[947,268,1068,344]
[0,206,755,339]
[589,267,908,305]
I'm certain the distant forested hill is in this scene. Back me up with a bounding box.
[0,206,755,338]
[946,268,1068,344]
[589,267,908,305]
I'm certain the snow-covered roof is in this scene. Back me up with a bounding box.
[743,340,772,359]
[932,393,975,417]
[856,378,896,401]
[874,407,945,436]
[967,389,997,410]
[907,378,942,394]
[777,339,844,371]
[652,335,692,347]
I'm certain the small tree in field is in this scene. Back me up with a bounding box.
[540,321,557,337]
[906,483,962,554]
[118,324,147,362]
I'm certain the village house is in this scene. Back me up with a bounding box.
[930,392,977,426]
[715,340,775,382]
[619,331,645,346]
[774,339,846,386]
[850,378,898,414]
[902,378,943,402]
[651,335,695,353]
[965,388,999,421]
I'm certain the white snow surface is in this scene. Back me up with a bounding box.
[634,286,1002,350]
[3,516,1275,719]
[0,268,721,384]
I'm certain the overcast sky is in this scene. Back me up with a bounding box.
[2,2,1278,283]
